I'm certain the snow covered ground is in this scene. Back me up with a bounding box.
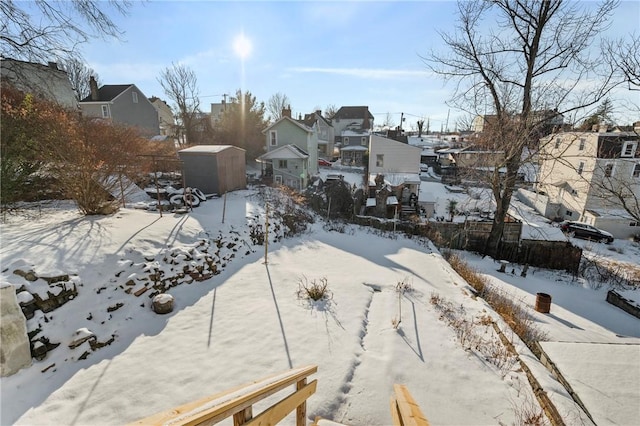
[1,185,638,425]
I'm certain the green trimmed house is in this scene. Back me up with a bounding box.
[259,111,319,189]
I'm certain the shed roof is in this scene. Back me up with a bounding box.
[179,145,244,154]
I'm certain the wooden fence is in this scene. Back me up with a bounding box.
[131,365,317,426]
[352,216,582,272]
[389,384,430,426]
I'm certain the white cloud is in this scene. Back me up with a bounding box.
[287,67,433,80]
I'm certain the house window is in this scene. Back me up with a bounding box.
[101,105,109,118]
[376,154,384,167]
[554,138,561,149]
[361,137,367,146]
[132,91,138,103]
[633,163,640,178]
[630,221,639,227]
[578,138,585,150]
[278,160,288,169]
[622,141,637,157]
[343,137,349,145]
[269,131,277,146]
[275,175,283,184]
[577,161,584,175]
[604,164,613,177]
[566,211,573,217]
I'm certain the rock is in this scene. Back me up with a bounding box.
[68,328,96,349]
[152,293,174,314]
[13,269,38,282]
[32,341,47,361]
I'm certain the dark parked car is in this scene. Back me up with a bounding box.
[318,159,332,167]
[560,221,614,243]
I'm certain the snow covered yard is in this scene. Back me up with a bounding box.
[1,188,639,425]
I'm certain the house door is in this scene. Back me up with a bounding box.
[275,175,283,185]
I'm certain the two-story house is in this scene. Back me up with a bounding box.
[332,106,374,165]
[258,109,319,189]
[1,58,77,109]
[367,135,422,216]
[536,130,640,238]
[79,77,160,136]
[300,110,335,160]
[149,97,175,137]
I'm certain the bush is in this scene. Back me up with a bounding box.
[442,252,547,348]
[296,276,331,301]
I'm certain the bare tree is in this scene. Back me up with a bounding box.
[426,0,622,257]
[382,113,395,129]
[603,34,640,91]
[61,58,100,101]
[266,92,290,122]
[158,63,201,147]
[324,105,338,120]
[455,113,476,132]
[1,0,130,63]
[416,119,425,137]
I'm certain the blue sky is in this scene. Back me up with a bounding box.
[81,1,640,129]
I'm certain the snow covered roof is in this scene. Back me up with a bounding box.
[368,173,421,186]
[342,129,370,137]
[258,144,309,161]
[341,145,368,152]
[179,145,243,154]
[585,208,634,220]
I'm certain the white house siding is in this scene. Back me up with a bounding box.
[538,133,598,220]
[151,99,174,136]
[583,211,639,239]
[368,134,421,175]
[537,131,640,234]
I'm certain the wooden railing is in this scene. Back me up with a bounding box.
[131,365,317,426]
[390,384,430,426]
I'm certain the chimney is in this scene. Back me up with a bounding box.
[316,110,322,116]
[282,105,291,118]
[89,76,99,101]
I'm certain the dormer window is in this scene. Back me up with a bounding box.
[622,141,637,157]
[132,91,138,103]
